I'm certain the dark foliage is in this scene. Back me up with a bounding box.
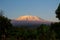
[0,12,12,40]
[55,3,60,20]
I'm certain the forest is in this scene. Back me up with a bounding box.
[0,4,60,40]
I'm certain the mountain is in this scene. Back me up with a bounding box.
[11,15,51,27]
[16,15,44,21]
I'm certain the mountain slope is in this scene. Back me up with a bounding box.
[11,15,51,26]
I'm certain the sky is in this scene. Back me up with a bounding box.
[0,0,60,22]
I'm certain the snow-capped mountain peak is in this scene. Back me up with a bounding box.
[15,15,45,22]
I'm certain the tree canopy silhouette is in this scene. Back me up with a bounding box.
[49,3,60,40]
[0,10,12,40]
[55,3,60,20]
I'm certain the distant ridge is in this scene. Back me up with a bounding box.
[11,15,52,27]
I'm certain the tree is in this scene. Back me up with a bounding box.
[49,3,60,40]
[55,3,60,20]
[0,10,12,40]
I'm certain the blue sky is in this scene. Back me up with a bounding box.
[0,0,60,22]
